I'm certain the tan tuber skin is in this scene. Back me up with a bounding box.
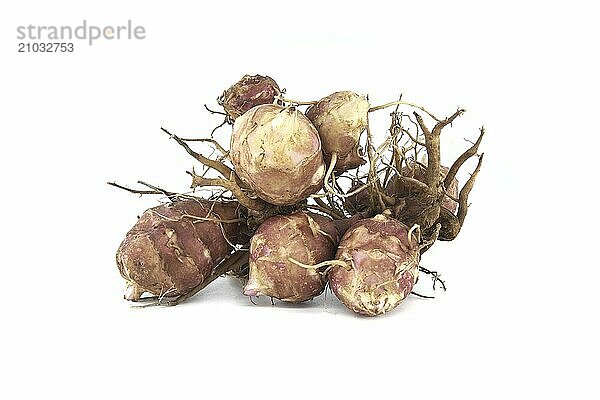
[230,104,325,206]
[306,91,369,172]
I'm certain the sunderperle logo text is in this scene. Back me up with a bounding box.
[16,20,146,45]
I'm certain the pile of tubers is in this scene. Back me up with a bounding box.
[110,74,485,316]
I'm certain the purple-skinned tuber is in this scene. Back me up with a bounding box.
[328,213,420,316]
[244,212,338,302]
[116,200,241,301]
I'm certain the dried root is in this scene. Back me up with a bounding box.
[365,105,484,247]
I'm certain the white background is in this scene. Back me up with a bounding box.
[1,1,598,399]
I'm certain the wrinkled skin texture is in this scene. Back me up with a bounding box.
[244,212,338,302]
[329,214,419,316]
[230,104,325,205]
[386,163,459,241]
[306,91,369,172]
[218,74,281,121]
[116,200,240,300]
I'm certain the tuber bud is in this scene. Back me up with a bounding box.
[244,212,338,302]
[230,104,325,205]
[116,200,240,301]
[306,91,369,172]
[328,213,420,316]
[218,74,281,121]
